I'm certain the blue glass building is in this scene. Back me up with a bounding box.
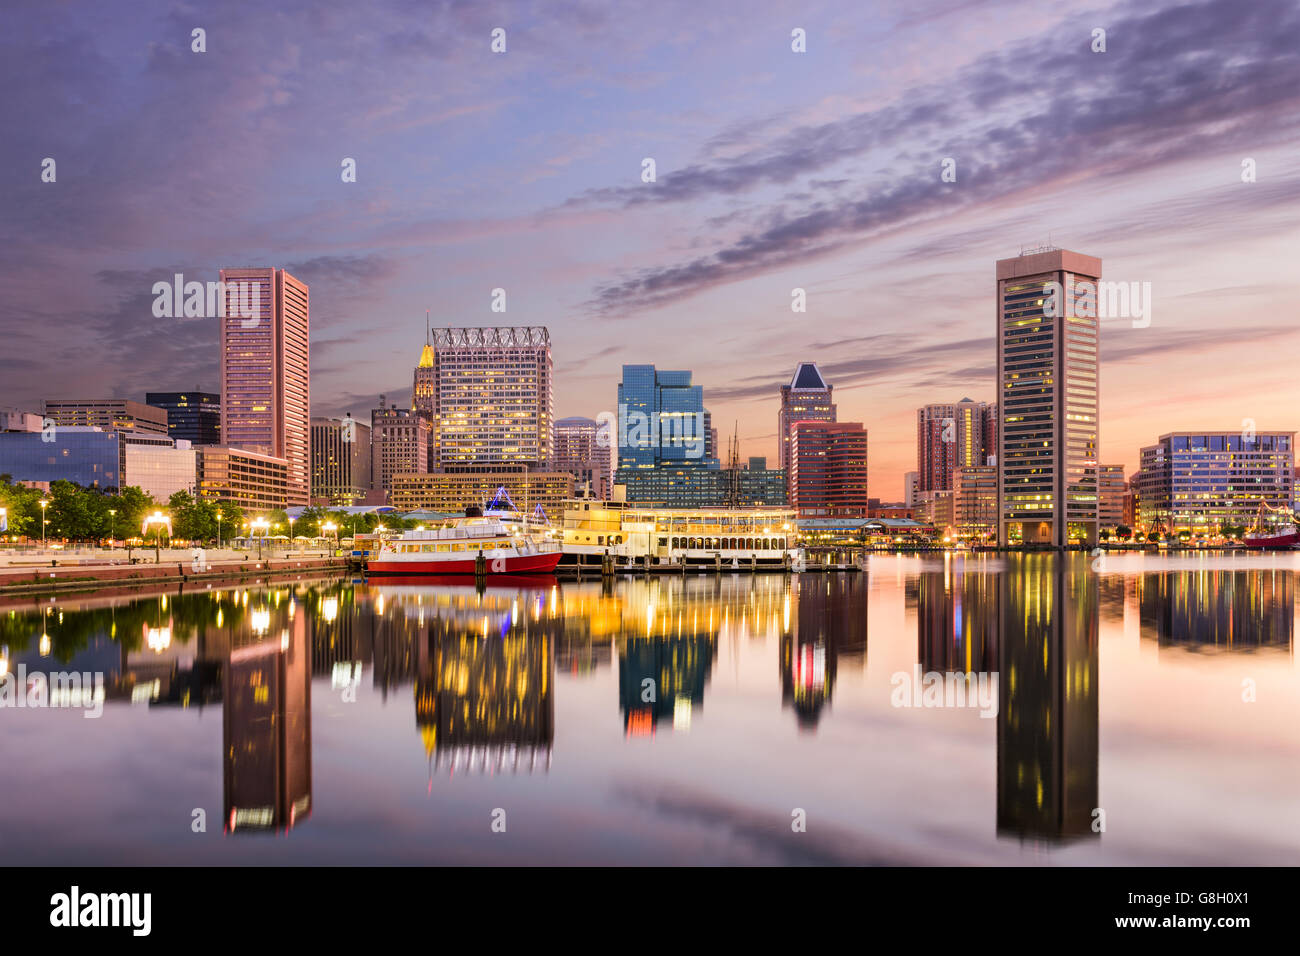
[0,428,121,488]
[615,365,723,506]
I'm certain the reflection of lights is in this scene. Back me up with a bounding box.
[673,696,692,731]
[281,629,289,651]
[145,624,172,653]
[512,599,518,627]
[250,609,271,634]
[322,597,338,622]
[40,634,51,656]
[375,594,385,616]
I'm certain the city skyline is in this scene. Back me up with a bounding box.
[4,0,1299,498]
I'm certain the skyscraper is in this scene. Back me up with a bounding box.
[996,248,1101,546]
[614,364,721,507]
[146,391,221,445]
[218,268,310,506]
[778,363,835,497]
[789,421,868,518]
[917,399,994,492]
[370,399,429,498]
[413,319,437,470]
[553,416,611,499]
[311,415,372,505]
[428,327,552,468]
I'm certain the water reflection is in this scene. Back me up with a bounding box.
[1137,568,1293,650]
[0,553,1295,862]
[781,574,868,730]
[994,557,1099,844]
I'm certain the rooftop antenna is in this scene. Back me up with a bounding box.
[426,309,430,345]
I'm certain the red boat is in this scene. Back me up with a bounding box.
[1243,524,1300,550]
[367,512,562,575]
[1243,502,1299,550]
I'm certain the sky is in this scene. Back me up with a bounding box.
[2,0,1298,499]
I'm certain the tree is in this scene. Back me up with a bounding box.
[1098,529,1111,543]
[1116,525,1132,541]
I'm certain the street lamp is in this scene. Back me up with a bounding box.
[250,516,270,560]
[142,511,171,564]
[39,498,49,547]
[216,511,223,548]
[322,521,338,550]
[108,508,117,548]
[287,514,295,553]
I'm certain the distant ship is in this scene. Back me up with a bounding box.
[1243,503,1299,550]
[367,507,562,575]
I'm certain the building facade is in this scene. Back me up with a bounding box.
[42,399,170,437]
[428,327,553,469]
[370,402,429,498]
[778,363,836,498]
[789,421,868,518]
[553,416,612,499]
[389,467,574,517]
[0,427,121,488]
[996,248,1101,546]
[1097,464,1127,532]
[615,365,720,507]
[0,407,43,433]
[954,465,998,541]
[196,446,290,511]
[917,399,995,492]
[218,267,310,506]
[1136,432,1294,533]
[123,440,197,501]
[310,416,372,506]
[145,391,221,445]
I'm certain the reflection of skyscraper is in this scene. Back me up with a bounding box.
[996,556,1098,842]
[619,634,714,735]
[1137,569,1293,650]
[416,619,554,773]
[780,573,868,729]
[917,564,998,675]
[223,609,312,833]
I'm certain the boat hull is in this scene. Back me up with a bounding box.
[367,550,563,575]
[1243,530,1300,550]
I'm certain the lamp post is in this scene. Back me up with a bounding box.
[108,509,117,549]
[287,515,295,554]
[250,516,270,561]
[322,521,338,552]
[39,498,49,548]
[142,511,171,564]
[216,511,222,549]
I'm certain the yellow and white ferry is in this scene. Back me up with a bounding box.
[559,500,804,571]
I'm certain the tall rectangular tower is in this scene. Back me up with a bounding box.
[996,248,1101,546]
[778,363,835,497]
[917,398,993,492]
[430,327,552,468]
[219,268,310,506]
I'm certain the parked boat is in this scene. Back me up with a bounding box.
[1243,502,1300,550]
[557,499,804,571]
[366,508,561,575]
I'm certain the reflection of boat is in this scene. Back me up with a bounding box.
[370,574,558,590]
[367,509,562,575]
